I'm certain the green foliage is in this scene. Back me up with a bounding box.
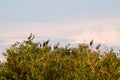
[0,37,120,80]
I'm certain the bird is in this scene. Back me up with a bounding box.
[45,39,49,45]
[28,33,32,40]
[110,47,113,52]
[43,39,49,47]
[31,35,35,40]
[53,42,60,49]
[96,44,101,50]
[90,39,93,46]
[40,43,42,47]
[43,41,46,47]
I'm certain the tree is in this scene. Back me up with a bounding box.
[0,35,120,80]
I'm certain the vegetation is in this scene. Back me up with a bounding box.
[0,34,120,80]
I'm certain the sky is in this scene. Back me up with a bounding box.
[0,0,120,61]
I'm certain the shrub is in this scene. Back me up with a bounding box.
[0,35,120,80]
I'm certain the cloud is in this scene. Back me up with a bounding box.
[69,30,120,46]
[68,18,120,46]
[0,37,25,46]
[0,18,120,46]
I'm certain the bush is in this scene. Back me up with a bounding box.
[0,35,120,80]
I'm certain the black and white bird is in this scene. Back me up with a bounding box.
[110,47,113,52]
[45,39,49,45]
[27,33,35,41]
[39,43,42,47]
[43,42,46,47]
[28,33,32,40]
[43,39,49,47]
[53,42,60,49]
[96,44,101,50]
[90,39,93,46]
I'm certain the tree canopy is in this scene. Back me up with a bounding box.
[0,34,120,80]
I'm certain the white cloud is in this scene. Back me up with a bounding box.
[69,30,120,46]
[0,18,120,46]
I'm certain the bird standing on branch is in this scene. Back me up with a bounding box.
[110,47,113,52]
[53,42,60,49]
[27,33,35,41]
[43,39,49,47]
[90,39,93,46]
[28,33,32,40]
[40,43,42,47]
[45,39,49,45]
[96,44,101,50]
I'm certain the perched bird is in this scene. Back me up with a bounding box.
[31,35,35,40]
[43,41,46,47]
[90,39,93,46]
[28,33,32,40]
[53,42,60,49]
[45,39,49,45]
[96,44,101,50]
[110,47,113,52]
[40,43,42,47]
[43,39,49,47]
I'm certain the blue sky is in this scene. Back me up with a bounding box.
[0,0,120,61]
[0,0,120,22]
